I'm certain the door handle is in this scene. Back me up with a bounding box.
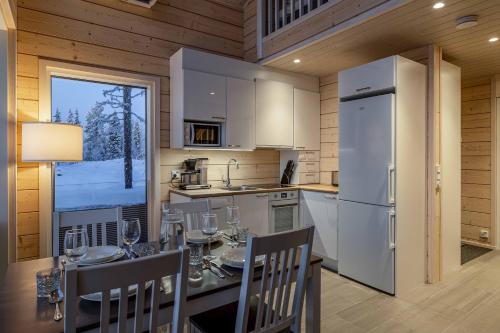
[324,194,336,199]
[211,116,226,120]
[356,86,371,92]
[256,194,268,198]
[388,209,396,250]
[387,164,395,204]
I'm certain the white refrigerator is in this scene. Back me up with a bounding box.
[338,56,426,296]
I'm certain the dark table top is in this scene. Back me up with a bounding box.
[0,241,321,333]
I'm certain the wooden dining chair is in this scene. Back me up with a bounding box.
[163,200,210,231]
[52,207,123,257]
[190,226,315,333]
[64,246,189,333]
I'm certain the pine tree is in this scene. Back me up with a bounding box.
[106,113,122,159]
[67,109,74,124]
[132,121,144,160]
[99,86,145,189]
[53,108,61,123]
[74,109,81,125]
[83,104,106,161]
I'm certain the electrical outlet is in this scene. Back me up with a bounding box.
[171,170,180,180]
[480,229,489,239]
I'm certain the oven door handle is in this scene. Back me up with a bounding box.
[271,203,298,208]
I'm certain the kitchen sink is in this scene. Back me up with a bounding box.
[222,185,259,191]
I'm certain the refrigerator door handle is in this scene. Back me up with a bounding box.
[388,208,396,250]
[387,164,395,204]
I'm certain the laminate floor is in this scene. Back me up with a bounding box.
[316,250,500,332]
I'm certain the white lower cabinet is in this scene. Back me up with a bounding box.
[234,193,269,236]
[300,190,338,265]
[170,193,233,230]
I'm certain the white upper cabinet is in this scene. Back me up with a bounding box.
[226,77,255,150]
[294,89,320,151]
[255,79,294,148]
[183,69,227,122]
[339,56,396,98]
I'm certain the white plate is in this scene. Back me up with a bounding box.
[186,230,222,244]
[81,281,153,302]
[220,247,265,269]
[78,246,126,266]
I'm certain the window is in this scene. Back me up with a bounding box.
[38,61,160,257]
[51,77,147,211]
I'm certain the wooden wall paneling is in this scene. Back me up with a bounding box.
[14,0,247,260]
[461,80,492,246]
[17,0,243,58]
[243,0,257,62]
[318,74,339,185]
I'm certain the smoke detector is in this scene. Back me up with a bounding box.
[456,15,478,30]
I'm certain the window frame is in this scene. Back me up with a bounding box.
[39,60,161,258]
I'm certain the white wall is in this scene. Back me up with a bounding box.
[440,61,461,276]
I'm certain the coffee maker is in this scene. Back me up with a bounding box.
[179,158,211,190]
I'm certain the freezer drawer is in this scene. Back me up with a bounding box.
[338,200,395,294]
[339,56,396,98]
[339,94,395,206]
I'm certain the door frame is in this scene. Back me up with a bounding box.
[38,60,161,258]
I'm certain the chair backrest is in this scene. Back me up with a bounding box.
[235,226,315,333]
[64,246,189,333]
[53,207,123,257]
[162,200,210,231]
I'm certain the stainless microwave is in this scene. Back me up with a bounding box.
[184,122,222,147]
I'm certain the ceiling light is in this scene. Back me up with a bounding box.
[293,59,301,64]
[456,15,478,30]
[489,37,499,43]
[433,2,445,9]
[209,91,215,95]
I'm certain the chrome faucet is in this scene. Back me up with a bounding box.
[223,158,239,188]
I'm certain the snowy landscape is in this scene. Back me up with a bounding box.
[51,77,147,211]
[54,159,146,211]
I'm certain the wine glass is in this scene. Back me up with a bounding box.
[226,206,240,247]
[64,228,89,262]
[122,218,141,258]
[202,213,218,261]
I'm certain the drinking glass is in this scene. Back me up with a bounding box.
[160,208,185,252]
[122,218,141,257]
[36,268,61,298]
[237,227,249,246]
[188,243,203,282]
[226,206,240,247]
[64,228,89,263]
[202,213,218,261]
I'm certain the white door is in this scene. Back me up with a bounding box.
[300,191,338,260]
[294,89,320,151]
[184,69,226,122]
[226,77,255,150]
[338,200,395,294]
[234,193,269,235]
[339,94,395,206]
[255,79,294,148]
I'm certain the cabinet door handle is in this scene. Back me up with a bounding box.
[388,209,396,250]
[256,194,268,198]
[227,144,241,148]
[356,86,371,92]
[387,164,395,204]
[211,116,226,120]
[324,194,336,199]
[296,146,306,150]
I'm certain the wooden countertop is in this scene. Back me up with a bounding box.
[170,184,338,199]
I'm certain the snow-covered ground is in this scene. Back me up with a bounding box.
[54,159,146,211]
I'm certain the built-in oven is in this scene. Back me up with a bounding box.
[184,122,222,147]
[269,190,299,233]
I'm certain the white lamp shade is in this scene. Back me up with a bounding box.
[22,122,83,162]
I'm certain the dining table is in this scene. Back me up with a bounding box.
[0,240,322,333]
